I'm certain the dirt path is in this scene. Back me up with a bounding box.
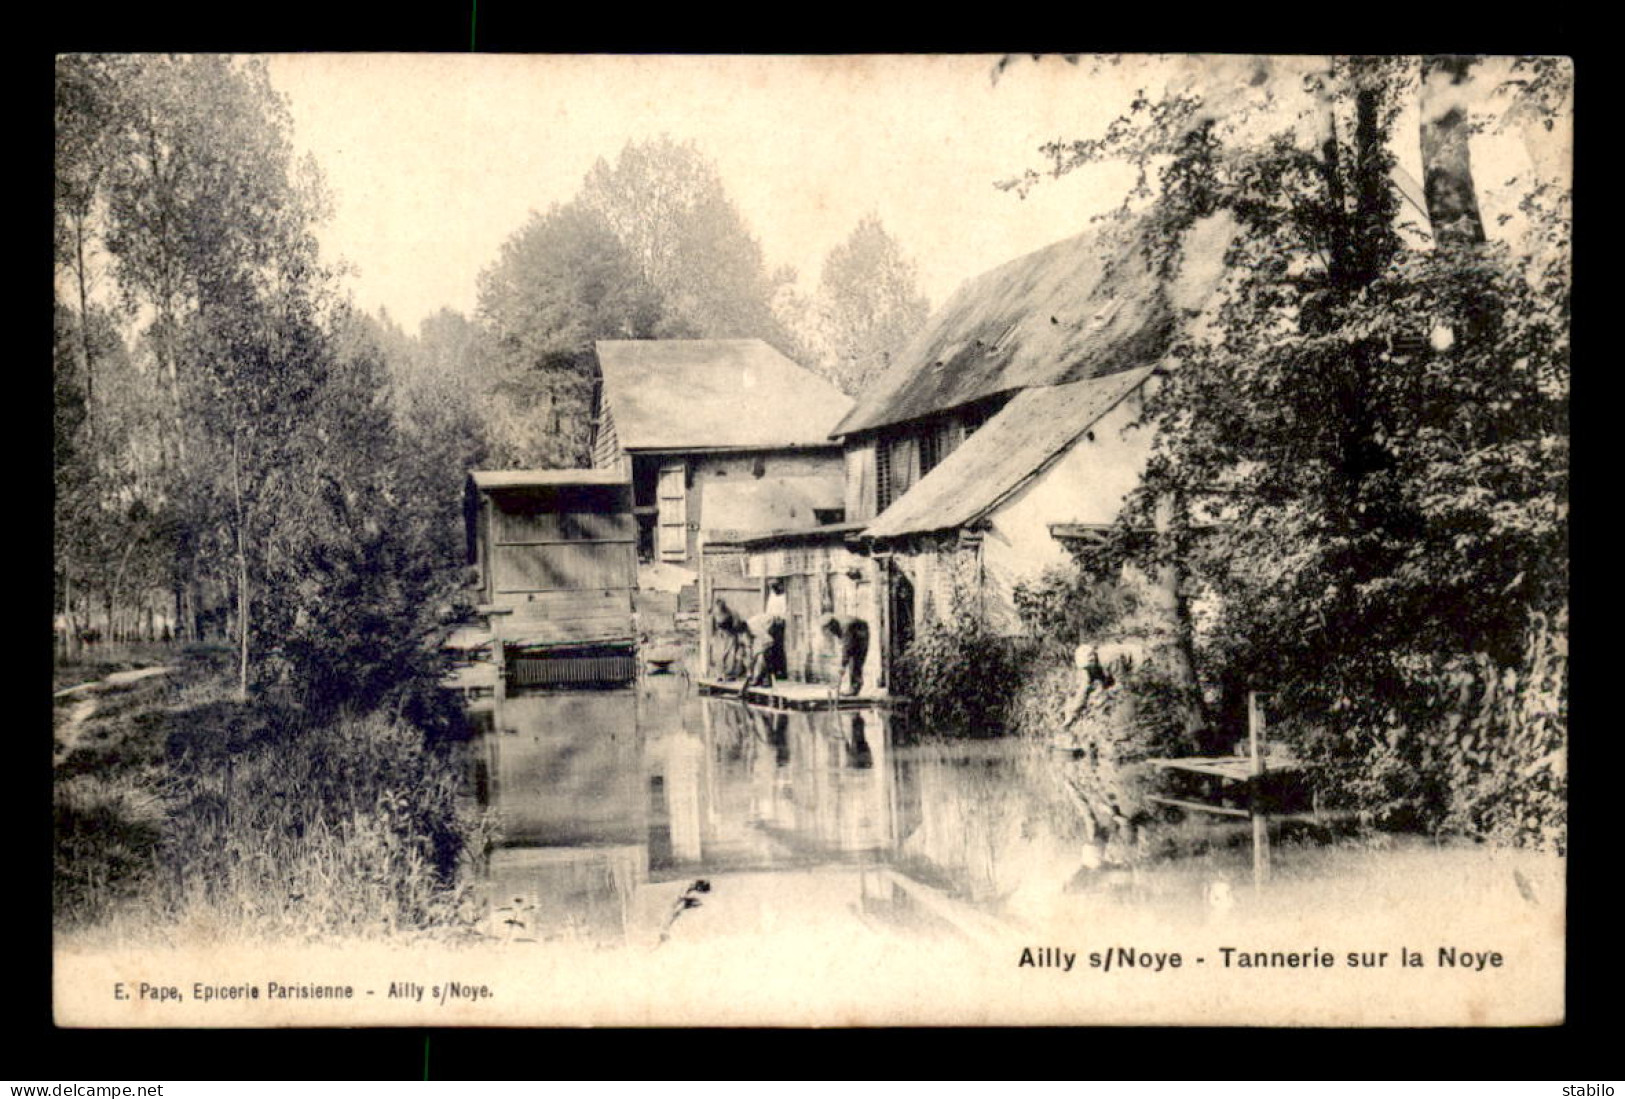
[53,665,176,764]
[54,664,176,699]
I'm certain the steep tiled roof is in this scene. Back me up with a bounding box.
[860,366,1156,539]
[833,214,1234,438]
[596,339,853,451]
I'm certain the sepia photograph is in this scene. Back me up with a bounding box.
[51,52,1570,1028]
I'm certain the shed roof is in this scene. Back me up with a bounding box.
[596,339,854,451]
[470,469,630,491]
[832,214,1234,438]
[737,520,869,549]
[860,365,1157,540]
[702,477,845,543]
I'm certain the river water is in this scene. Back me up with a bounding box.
[459,669,1296,950]
[460,667,1562,960]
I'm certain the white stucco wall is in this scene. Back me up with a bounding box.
[661,449,844,564]
[979,385,1153,634]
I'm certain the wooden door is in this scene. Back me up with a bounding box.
[657,462,688,562]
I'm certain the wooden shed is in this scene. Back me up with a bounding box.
[465,469,639,688]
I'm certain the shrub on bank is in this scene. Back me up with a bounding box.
[894,600,1026,738]
[54,776,165,930]
[1009,654,1192,761]
[1308,607,1568,851]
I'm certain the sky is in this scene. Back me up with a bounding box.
[264,54,1561,335]
[266,54,1151,332]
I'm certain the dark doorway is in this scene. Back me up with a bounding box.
[887,561,915,689]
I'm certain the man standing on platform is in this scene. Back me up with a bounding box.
[763,578,789,679]
[710,597,746,680]
[822,614,870,698]
[740,611,785,696]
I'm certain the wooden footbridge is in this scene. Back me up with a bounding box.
[1141,747,1306,819]
[1140,693,1311,885]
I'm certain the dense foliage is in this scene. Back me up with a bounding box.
[1014,55,1570,846]
[896,582,1026,737]
[476,200,666,467]
[53,57,485,939]
[796,214,932,396]
[581,136,800,353]
[54,55,471,712]
[1013,563,1144,659]
[474,137,932,460]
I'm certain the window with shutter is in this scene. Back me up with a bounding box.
[876,438,895,512]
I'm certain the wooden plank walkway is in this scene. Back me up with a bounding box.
[1142,750,1303,783]
[1144,793,1252,819]
[693,676,902,711]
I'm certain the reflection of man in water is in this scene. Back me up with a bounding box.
[741,708,791,827]
[821,614,870,697]
[761,710,790,768]
[845,712,872,769]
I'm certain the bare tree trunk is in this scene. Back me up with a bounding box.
[63,562,79,661]
[173,580,187,644]
[1420,56,1488,248]
[108,537,136,646]
[1149,493,1207,736]
[232,430,250,701]
[74,217,96,448]
[162,310,189,465]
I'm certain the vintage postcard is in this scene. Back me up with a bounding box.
[52,53,1570,1027]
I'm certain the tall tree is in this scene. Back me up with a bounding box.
[808,213,931,396]
[1008,54,1569,841]
[477,201,664,467]
[102,56,321,465]
[55,54,127,449]
[55,56,131,655]
[1419,55,1489,247]
[580,136,803,355]
[54,54,478,726]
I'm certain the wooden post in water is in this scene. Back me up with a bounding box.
[1248,690,1272,887]
[492,631,507,705]
[698,562,711,680]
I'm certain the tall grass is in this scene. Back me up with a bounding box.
[54,666,489,945]
[158,707,488,942]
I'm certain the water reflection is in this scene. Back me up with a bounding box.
[470,672,1249,947]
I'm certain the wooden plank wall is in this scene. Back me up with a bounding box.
[497,589,636,646]
[494,510,635,544]
[492,542,634,594]
[592,402,621,470]
[490,503,636,597]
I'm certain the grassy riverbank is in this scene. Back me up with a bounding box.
[53,652,489,946]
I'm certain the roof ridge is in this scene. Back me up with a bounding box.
[833,212,1231,439]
